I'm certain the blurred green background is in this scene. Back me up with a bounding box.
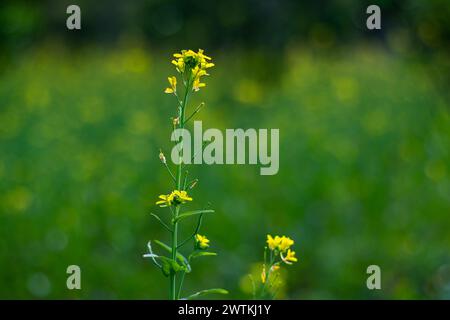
[0,0,449,299]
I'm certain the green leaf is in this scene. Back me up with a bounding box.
[174,210,214,223]
[183,288,229,300]
[189,251,217,260]
[154,240,191,273]
[158,256,183,277]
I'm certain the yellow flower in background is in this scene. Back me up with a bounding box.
[267,234,295,252]
[270,264,280,272]
[261,263,282,285]
[195,234,210,249]
[282,249,298,265]
[155,190,192,207]
[164,76,177,94]
[278,236,294,252]
[261,265,266,283]
[266,234,281,251]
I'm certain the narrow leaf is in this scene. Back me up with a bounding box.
[174,209,214,222]
[154,240,191,273]
[183,288,229,300]
[189,251,217,260]
[155,256,183,277]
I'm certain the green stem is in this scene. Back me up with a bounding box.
[169,217,178,299]
[260,251,275,298]
[169,73,191,300]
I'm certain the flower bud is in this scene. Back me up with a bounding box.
[188,179,198,189]
[159,151,166,164]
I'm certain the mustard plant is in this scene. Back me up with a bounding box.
[250,235,298,299]
[143,49,228,300]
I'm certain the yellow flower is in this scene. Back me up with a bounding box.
[171,58,185,73]
[155,190,192,207]
[164,76,177,94]
[266,234,281,251]
[195,234,210,249]
[169,49,214,91]
[267,234,295,252]
[281,249,298,265]
[172,190,192,204]
[156,193,175,207]
[193,78,206,91]
[278,236,294,252]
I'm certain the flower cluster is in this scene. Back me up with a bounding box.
[266,235,297,264]
[261,234,298,286]
[165,49,214,93]
[156,190,193,207]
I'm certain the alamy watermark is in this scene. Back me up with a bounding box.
[167,121,279,176]
[366,265,381,290]
[66,265,81,290]
[366,5,381,30]
[66,5,81,30]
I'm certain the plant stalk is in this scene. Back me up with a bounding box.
[169,73,191,300]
